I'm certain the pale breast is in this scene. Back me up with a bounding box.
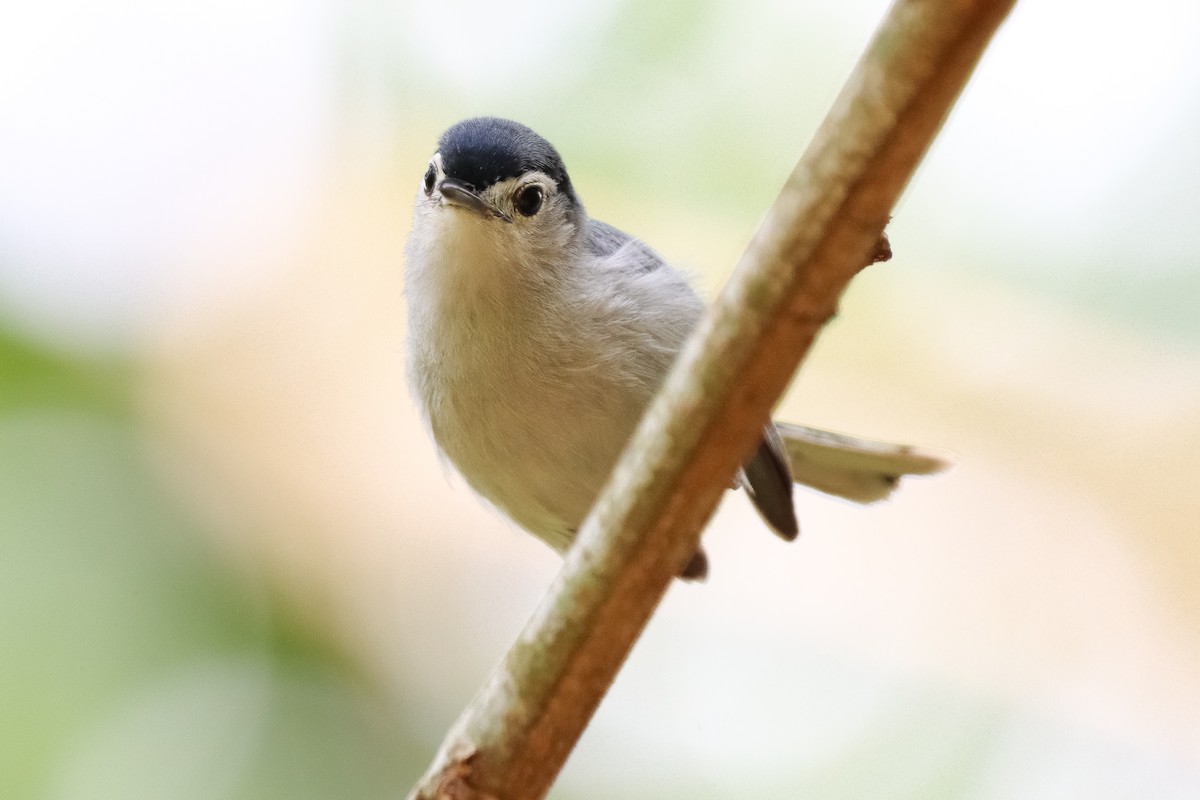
[405,211,703,551]
[415,318,653,550]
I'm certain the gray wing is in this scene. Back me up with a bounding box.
[588,219,667,274]
[741,424,799,540]
[589,218,799,542]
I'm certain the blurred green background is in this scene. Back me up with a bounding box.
[2,1,1199,798]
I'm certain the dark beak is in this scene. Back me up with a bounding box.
[438,178,511,222]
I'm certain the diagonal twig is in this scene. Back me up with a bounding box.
[409,1,1017,798]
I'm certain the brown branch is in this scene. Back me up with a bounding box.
[409,1,1016,798]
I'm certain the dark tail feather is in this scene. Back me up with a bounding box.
[742,425,799,540]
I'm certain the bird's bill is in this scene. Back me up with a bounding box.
[437,179,511,222]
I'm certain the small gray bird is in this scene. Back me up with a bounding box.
[405,117,947,579]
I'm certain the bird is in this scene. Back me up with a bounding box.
[404,116,948,580]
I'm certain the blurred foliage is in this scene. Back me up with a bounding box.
[0,329,130,417]
[0,324,422,799]
[3,0,1199,796]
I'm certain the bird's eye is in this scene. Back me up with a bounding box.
[422,164,436,195]
[514,184,544,217]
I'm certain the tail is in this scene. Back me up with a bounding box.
[774,421,953,503]
[680,423,951,581]
[721,419,954,543]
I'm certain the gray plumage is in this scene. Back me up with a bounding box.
[404,117,948,579]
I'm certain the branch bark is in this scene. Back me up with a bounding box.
[409,1,1016,797]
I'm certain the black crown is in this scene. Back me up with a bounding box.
[438,117,575,201]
